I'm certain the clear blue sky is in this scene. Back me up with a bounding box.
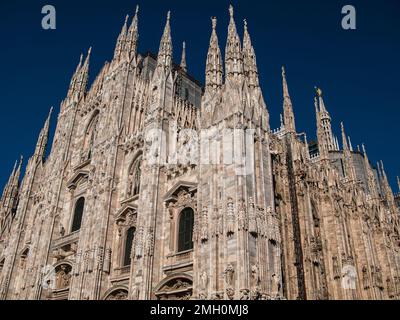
[0,0,399,191]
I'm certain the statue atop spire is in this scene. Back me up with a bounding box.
[243,19,259,88]
[34,107,53,162]
[362,144,379,198]
[225,5,243,83]
[314,87,335,151]
[126,5,140,59]
[315,97,328,160]
[205,17,223,91]
[75,47,91,98]
[67,53,84,97]
[341,122,356,181]
[282,66,296,133]
[114,15,129,61]
[180,42,187,72]
[156,11,173,74]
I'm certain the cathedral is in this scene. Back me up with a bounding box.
[1,5,400,300]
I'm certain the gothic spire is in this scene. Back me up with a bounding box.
[315,97,328,160]
[14,155,23,183]
[397,176,400,193]
[318,92,328,114]
[180,42,187,72]
[34,107,53,162]
[379,160,397,211]
[348,136,353,152]
[282,66,296,133]
[341,122,356,181]
[114,15,129,60]
[380,161,389,184]
[67,54,83,97]
[315,87,335,151]
[243,19,259,88]
[126,5,139,58]
[1,160,17,202]
[205,17,223,91]
[73,47,91,99]
[0,157,22,211]
[362,144,379,197]
[156,11,173,73]
[225,5,243,83]
[341,122,349,151]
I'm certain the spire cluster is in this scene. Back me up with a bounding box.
[205,5,260,91]
[113,6,140,61]
[67,48,91,101]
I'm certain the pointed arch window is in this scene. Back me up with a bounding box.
[71,197,85,232]
[123,227,136,267]
[128,155,142,197]
[178,208,194,252]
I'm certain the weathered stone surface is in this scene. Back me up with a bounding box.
[0,5,399,301]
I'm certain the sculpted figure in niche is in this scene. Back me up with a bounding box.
[248,197,257,235]
[200,206,208,241]
[224,264,235,287]
[237,198,247,231]
[251,264,260,287]
[226,198,235,235]
[200,271,208,290]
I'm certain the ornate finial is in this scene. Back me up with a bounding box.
[244,19,247,29]
[88,47,92,56]
[380,160,385,172]
[348,136,353,151]
[282,66,286,76]
[125,14,129,24]
[315,86,323,97]
[229,4,234,18]
[167,11,171,21]
[211,16,217,30]
[135,5,139,15]
[180,41,187,72]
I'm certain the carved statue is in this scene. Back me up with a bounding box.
[226,198,235,235]
[200,271,208,290]
[224,264,235,287]
[332,256,340,280]
[200,206,209,242]
[271,273,281,295]
[237,198,247,231]
[362,266,370,289]
[251,264,260,287]
[386,277,395,298]
[58,222,65,237]
[239,289,250,300]
[248,197,257,235]
[134,227,144,258]
[146,228,154,257]
[226,287,235,300]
